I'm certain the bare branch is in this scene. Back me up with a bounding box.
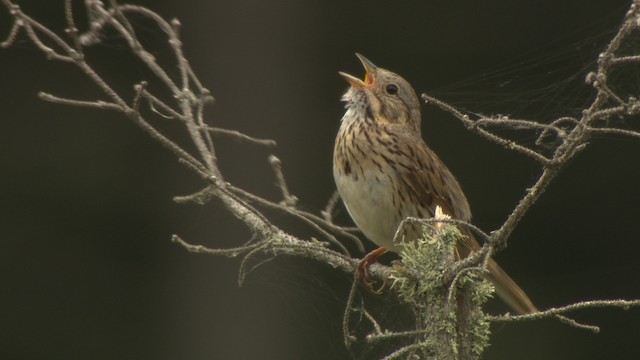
[367,328,428,343]
[237,242,273,286]
[204,126,277,147]
[268,155,299,207]
[588,127,640,139]
[490,299,640,330]
[173,187,213,206]
[554,315,600,333]
[226,184,353,255]
[342,277,359,347]
[361,307,384,336]
[321,190,341,223]
[138,86,185,120]
[93,4,181,94]
[490,166,565,253]
[0,12,22,48]
[172,234,261,257]
[64,0,83,55]
[610,54,640,65]
[80,0,113,46]
[38,92,122,111]
[422,94,551,165]
[381,343,426,360]
[536,117,578,146]
[7,6,74,62]
[475,116,564,134]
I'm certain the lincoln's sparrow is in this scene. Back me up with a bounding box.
[333,54,537,314]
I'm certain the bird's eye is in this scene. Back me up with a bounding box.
[385,84,399,95]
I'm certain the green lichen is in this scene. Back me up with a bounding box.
[388,222,493,359]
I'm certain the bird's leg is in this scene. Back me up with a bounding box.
[356,246,389,294]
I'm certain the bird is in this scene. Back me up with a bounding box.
[332,53,537,314]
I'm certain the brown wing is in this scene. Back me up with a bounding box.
[392,137,537,314]
[397,138,479,255]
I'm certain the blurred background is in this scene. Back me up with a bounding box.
[1,0,639,359]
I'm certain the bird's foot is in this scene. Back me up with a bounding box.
[356,247,389,294]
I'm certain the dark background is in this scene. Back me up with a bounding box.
[2,0,639,359]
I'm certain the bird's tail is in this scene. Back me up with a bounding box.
[486,258,537,314]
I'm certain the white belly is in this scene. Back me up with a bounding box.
[334,170,402,252]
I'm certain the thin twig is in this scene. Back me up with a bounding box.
[491,167,557,249]
[207,176,279,237]
[13,9,75,62]
[342,277,359,348]
[588,127,640,139]
[489,299,640,328]
[554,315,600,333]
[195,90,217,164]
[268,155,298,207]
[361,307,384,335]
[382,342,425,360]
[476,116,564,133]
[99,4,180,94]
[80,0,111,46]
[610,54,640,64]
[446,266,487,307]
[205,126,277,147]
[227,184,352,255]
[238,242,272,286]
[171,234,262,257]
[422,94,551,165]
[295,210,365,252]
[228,183,364,253]
[64,0,83,55]
[536,117,578,146]
[140,87,185,120]
[38,92,122,111]
[0,14,22,48]
[321,190,341,223]
[367,328,429,343]
[173,186,216,205]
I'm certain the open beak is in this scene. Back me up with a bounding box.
[339,53,378,90]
